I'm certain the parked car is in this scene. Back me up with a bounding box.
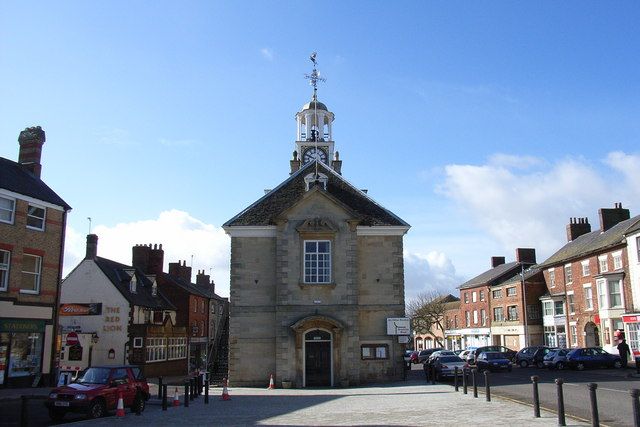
[543,348,570,370]
[453,349,464,356]
[515,346,557,368]
[404,350,419,364]
[566,347,623,371]
[426,350,456,367]
[465,349,477,365]
[473,346,516,364]
[45,365,150,421]
[418,348,445,364]
[433,355,467,380]
[476,351,512,372]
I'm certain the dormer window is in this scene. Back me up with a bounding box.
[152,281,157,296]
[304,172,328,191]
[130,275,137,293]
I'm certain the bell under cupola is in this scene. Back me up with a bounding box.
[290,53,342,175]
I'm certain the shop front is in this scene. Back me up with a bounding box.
[623,314,640,357]
[0,318,45,388]
[458,327,490,349]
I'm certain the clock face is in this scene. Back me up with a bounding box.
[302,147,328,164]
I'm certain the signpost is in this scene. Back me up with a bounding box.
[386,318,410,335]
[65,332,79,346]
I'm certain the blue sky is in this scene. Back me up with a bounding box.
[1,2,639,298]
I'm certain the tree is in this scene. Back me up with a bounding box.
[406,292,456,347]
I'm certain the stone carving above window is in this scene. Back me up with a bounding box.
[296,217,337,234]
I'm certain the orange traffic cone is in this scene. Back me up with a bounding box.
[221,378,231,401]
[172,387,180,407]
[268,373,275,390]
[116,391,125,417]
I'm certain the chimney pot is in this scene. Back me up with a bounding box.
[18,126,46,178]
[599,203,631,232]
[85,234,98,260]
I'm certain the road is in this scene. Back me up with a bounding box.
[431,363,640,427]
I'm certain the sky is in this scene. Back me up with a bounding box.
[1,2,639,300]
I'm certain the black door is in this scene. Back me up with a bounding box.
[305,341,331,386]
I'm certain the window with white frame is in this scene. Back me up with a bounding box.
[564,264,573,284]
[548,268,556,287]
[21,253,41,293]
[465,311,471,326]
[167,337,187,359]
[0,196,15,224]
[479,290,485,301]
[464,292,469,303]
[492,289,502,299]
[26,204,46,230]
[361,344,388,360]
[146,337,167,362]
[584,285,593,310]
[554,300,565,316]
[304,240,331,283]
[543,301,553,316]
[481,309,487,326]
[612,252,622,270]
[473,310,478,324]
[129,276,137,293]
[506,287,516,297]
[628,323,639,360]
[597,278,623,308]
[581,260,590,276]
[494,307,504,321]
[567,293,575,314]
[472,291,477,303]
[507,305,518,320]
[598,255,608,273]
[570,325,578,347]
[0,250,9,291]
[597,279,606,309]
[544,326,557,347]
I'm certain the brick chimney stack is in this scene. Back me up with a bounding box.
[290,150,301,175]
[515,248,536,265]
[196,269,215,294]
[169,260,192,282]
[599,202,630,232]
[85,234,98,260]
[491,256,506,268]
[566,217,591,242]
[132,243,165,275]
[18,126,45,178]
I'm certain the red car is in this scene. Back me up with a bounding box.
[45,365,150,421]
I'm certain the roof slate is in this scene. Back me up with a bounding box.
[0,157,71,210]
[224,161,408,227]
[540,215,640,267]
[458,261,525,289]
[94,257,176,311]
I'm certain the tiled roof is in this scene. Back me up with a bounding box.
[459,261,535,289]
[625,218,640,235]
[193,282,226,301]
[539,215,640,268]
[0,157,71,210]
[224,161,409,227]
[94,257,176,311]
[158,273,208,298]
[492,265,543,287]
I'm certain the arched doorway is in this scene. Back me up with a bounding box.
[585,322,600,347]
[304,329,332,387]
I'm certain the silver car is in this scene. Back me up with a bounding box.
[433,355,467,380]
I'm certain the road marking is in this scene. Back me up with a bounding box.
[563,382,629,393]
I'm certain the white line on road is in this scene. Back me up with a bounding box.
[563,382,629,393]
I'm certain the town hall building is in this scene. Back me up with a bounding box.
[223,57,410,387]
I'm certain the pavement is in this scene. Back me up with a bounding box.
[57,372,589,426]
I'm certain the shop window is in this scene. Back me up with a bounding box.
[304,240,331,283]
[0,250,9,291]
[361,344,388,360]
[26,204,46,231]
[20,254,41,294]
[0,196,15,224]
[628,323,639,358]
[8,332,43,378]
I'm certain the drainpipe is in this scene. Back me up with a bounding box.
[51,208,69,385]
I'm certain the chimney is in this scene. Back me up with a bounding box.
[566,217,591,242]
[515,248,536,265]
[332,151,342,175]
[196,269,210,286]
[132,243,164,275]
[18,126,45,178]
[147,244,164,275]
[491,256,506,268]
[169,260,192,282]
[599,202,630,232]
[290,150,301,174]
[85,234,98,260]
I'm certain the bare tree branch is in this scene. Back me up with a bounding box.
[406,291,452,347]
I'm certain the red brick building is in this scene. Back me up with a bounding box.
[0,127,71,387]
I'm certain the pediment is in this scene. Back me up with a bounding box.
[296,217,338,234]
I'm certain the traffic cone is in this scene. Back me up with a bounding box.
[173,387,180,407]
[116,392,125,417]
[221,378,231,401]
[268,373,275,390]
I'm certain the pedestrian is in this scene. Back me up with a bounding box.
[617,339,631,368]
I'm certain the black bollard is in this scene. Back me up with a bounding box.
[472,369,478,398]
[162,384,168,411]
[462,368,468,394]
[158,376,163,399]
[184,381,190,407]
[454,366,459,392]
[205,379,209,404]
[531,376,540,418]
[20,396,27,427]
[197,375,202,396]
[190,378,196,400]
[431,365,436,385]
[588,383,599,427]
[636,357,640,375]
[631,389,640,427]
[556,378,566,426]
[484,370,491,402]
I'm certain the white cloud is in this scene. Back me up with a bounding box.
[64,210,231,297]
[439,152,638,262]
[403,250,463,299]
[260,48,274,61]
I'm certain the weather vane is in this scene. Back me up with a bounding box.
[305,52,326,98]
